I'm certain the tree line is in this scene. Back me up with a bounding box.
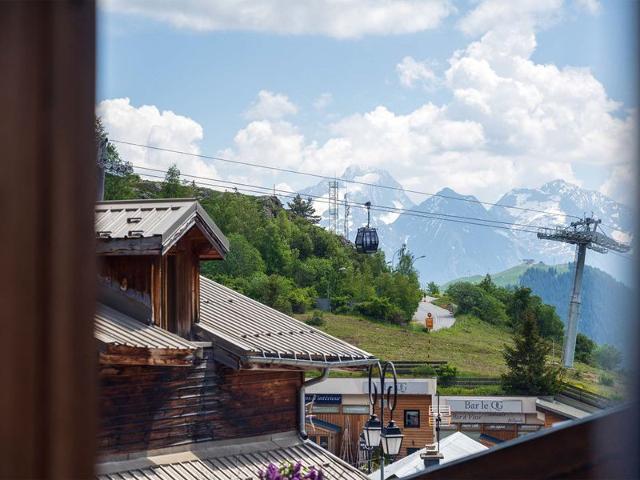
[99,135,423,323]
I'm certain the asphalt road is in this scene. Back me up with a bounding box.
[412,295,456,331]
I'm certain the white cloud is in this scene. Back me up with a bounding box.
[101,0,454,39]
[600,161,638,206]
[221,16,635,205]
[245,90,298,120]
[96,97,218,179]
[458,0,563,36]
[313,93,333,111]
[396,56,438,89]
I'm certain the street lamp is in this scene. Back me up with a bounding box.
[362,361,404,478]
[381,419,403,457]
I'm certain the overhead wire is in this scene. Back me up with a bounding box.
[133,168,543,235]
[111,139,579,221]
[131,164,552,231]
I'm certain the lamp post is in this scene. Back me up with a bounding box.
[362,361,404,478]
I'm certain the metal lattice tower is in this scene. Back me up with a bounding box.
[343,190,350,239]
[96,136,133,201]
[328,179,339,234]
[537,217,630,368]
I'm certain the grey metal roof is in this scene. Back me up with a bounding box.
[95,302,197,351]
[197,277,376,368]
[96,432,366,480]
[95,198,229,255]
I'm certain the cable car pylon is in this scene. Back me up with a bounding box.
[537,216,630,368]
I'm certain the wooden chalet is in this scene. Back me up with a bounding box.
[94,199,375,479]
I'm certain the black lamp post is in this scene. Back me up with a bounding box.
[362,361,404,478]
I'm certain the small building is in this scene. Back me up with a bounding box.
[305,378,437,462]
[94,199,375,479]
[439,396,544,446]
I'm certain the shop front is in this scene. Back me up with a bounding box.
[440,396,544,446]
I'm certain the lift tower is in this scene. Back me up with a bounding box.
[537,217,630,368]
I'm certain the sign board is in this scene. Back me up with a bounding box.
[447,399,523,413]
[362,381,430,395]
[305,394,342,404]
[451,412,525,424]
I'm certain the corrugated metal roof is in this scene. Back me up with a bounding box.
[96,432,366,480]
[95,303,197,350]
[197,277,376,367]
[95,198,229,255]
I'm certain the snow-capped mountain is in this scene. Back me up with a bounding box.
[297,169,634,286]
[491,180,634,283]
[389,188,519,284]
[300,165,414,239]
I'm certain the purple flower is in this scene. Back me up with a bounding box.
[258,462,323,480]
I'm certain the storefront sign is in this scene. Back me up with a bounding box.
[305,394,342,404]
[362,381,429,395]
[451,412,525,424]
[447,399,522,413]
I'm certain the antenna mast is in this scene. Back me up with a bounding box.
[537,217,630,367]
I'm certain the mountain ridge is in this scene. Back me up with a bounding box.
[299,168,633,285]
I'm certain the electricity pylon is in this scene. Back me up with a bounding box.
[328,179,339,234]
[537,217,631,368]
[96,136,133,201]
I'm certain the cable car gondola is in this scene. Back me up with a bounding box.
[355,201,379,254]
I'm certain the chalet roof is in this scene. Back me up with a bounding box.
[536,398,593,420]
[95,303,198,365]
[196,276,377,369]
[96,431,366,480]
[369,432,487,479]
[95,198,229,256]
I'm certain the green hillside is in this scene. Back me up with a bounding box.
[299,312,625,398]
[444,262,570,288]
[302,313,512,376]
[445,262,631,348]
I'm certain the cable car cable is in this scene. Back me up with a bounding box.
[111,139,579,221]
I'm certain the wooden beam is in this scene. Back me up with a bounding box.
[0,2,97,477]
[96,237,162,255]
[99,345,196,367]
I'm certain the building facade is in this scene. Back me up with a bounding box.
[439,396,544,446]
[305,378,437,462]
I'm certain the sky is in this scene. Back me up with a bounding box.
[97,0,638,206]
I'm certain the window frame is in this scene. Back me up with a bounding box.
[404,409,421,428]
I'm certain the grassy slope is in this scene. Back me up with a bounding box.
[299,313,512,376]
[443,262,570,288]
[297,312,626,398]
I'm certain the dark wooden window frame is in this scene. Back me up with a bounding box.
[404,409,421,428]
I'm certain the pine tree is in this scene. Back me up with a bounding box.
[501,311,563,395]
[161,164,193,198]
[287,194,320,224]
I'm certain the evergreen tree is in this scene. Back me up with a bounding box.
[161,164,193,198]
[502,312,563,395]
[575,333,596,365]
[287,194,320,223]
[426,281,440,296]
[478,274,496,295]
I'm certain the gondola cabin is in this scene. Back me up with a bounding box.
[354,201,379,254]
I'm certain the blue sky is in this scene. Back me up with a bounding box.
[97,0,638,205]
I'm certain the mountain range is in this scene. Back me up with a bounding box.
[299,167,634,286]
